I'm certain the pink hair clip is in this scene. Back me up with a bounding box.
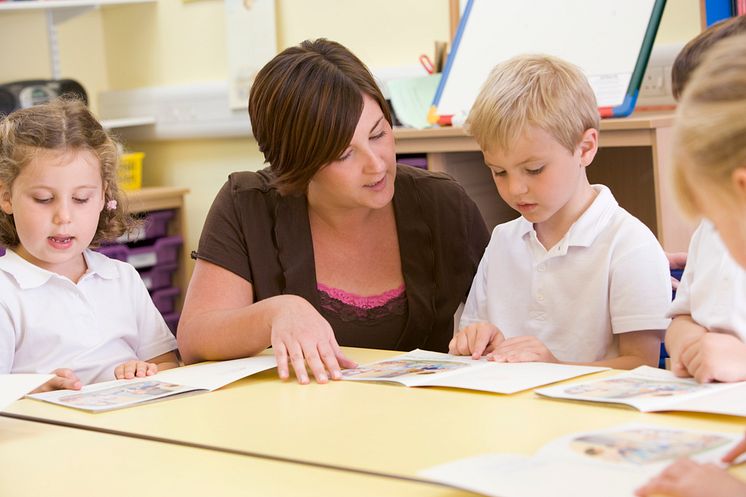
[106,199,118,211]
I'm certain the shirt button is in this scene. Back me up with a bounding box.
[536,294,544,301]
[538,264,546,272]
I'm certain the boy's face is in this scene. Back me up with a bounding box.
[483,126,597,230]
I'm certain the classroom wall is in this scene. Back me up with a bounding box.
[113,0,451,276]
[0,0,701,278]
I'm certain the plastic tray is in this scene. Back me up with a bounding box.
[97,235,182,269]
[118,209,175,243]
[139,263,178,291]
[151,286,180,315]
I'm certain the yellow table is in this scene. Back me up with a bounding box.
[5,348,745,481]
[0,416,472,497]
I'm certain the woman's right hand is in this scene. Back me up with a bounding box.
[270,296,357,384]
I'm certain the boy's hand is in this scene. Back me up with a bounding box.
[488,336,558,363]
[114,360,159,380]
[31,368,82,393]
[679,334,746,383]
[449,322,505,359]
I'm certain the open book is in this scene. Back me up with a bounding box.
[341,349,607,394]
[535,366,746,417]
[1,374,54,411]
[420,423,740,497]
[27,356,276,412]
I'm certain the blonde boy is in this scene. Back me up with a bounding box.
[449,55,671,368]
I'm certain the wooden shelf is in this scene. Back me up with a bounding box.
[0,0,154,12]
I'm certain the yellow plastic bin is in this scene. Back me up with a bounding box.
[119,152,144,191]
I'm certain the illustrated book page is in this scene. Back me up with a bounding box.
[26,356,277,412]
[342,349,607,394]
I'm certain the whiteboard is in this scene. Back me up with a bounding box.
[434,0,665,120]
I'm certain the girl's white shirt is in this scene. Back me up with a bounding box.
[0,248,177,384]
[668,219,746,340]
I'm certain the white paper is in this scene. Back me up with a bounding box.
[27,356,277,412]
[535,366,746,415]
[421,423,739,497]
[0,374,54,411]
[342,349,607,394]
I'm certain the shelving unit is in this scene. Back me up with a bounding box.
[0,0,155,131]
[126,186,190,327]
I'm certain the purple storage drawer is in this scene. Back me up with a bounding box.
[118,209,175,243]
[95,244,128,262]
[0,247,5,257]
[151,286,179,315]
[126,235,182,269]
[397,155,428,169]
[162,312,180,335]
[139,263,178,291]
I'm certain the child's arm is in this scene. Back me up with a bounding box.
[487,330,661,368]
[635,458,746,497]
[30,368,82,393]
[591,329,662,369]
[114,351,180,380]
[665,315,707,377]
[448,322,505,359]
[679,333,746,383]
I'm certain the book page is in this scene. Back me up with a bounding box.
[421,423,738,497]
[27,356,277,412]
[535,366,744,413]
[28,379,195,412]
[152,356,277,391]
[342,350,607,392]
[423,362,607,394]
[341,350,479,386]
[0,374,53,411]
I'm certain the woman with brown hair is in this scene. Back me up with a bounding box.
[178,39,489,384]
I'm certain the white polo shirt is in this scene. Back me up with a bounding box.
[668,220,746,340]
[460,185,671,362]
[0,249,177,384]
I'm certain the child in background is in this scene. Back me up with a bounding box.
[0,98,179,392]
[661,15,746,384]
[637,34,746,497]
[449,54,671,368]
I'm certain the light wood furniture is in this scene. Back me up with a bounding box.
[395,113,694,252]
[0,416,466,497]
[126,186,190,313]
[6,348,745,482]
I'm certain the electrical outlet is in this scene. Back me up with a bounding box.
[99,82,251,140]
[637,43,684,109]
[641,66,666,96]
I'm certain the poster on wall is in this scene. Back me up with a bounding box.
[224,0,277,109]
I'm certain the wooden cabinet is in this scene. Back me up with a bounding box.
[395,113,693,252]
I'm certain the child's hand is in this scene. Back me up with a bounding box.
[723,433,746,465]
[679,333,746,383]
[635,458,746,497]
[488,336,558,363]
[114,360,159,379]
[31,368,82,393]
[449,322,505,359]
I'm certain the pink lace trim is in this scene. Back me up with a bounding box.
[317,283,406,309]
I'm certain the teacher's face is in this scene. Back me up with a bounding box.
[308,94,396,211]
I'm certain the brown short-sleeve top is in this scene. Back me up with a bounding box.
[193,165,490,352]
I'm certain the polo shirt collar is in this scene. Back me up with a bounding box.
[0,248,118,289]
[518,184,618,248]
